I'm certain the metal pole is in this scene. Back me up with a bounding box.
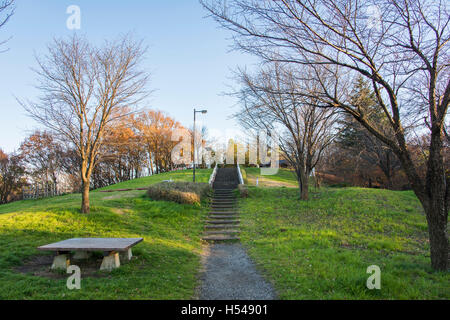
[193,108,196,182]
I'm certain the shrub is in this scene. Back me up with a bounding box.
[238,184,249,198]
[147,182,211,205]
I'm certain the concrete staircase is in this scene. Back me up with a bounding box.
[203,167,241,241]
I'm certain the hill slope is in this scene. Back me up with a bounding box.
[239,186,449,299]
[0,169,212,299]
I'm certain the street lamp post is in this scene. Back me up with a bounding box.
[193,108,207,182]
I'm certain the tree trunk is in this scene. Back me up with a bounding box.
[422,131,448,271]
[423,198,448,271]
[81,179,90,214]
[301,171,309,200]
[297,170,309,200]
[380,153,394,190]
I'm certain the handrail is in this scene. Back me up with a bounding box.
[237,165,245,185]
[208,164,219,187]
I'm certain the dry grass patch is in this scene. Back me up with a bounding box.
[147,182,212,205]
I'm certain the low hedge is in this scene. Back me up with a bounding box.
[147,182,211,205]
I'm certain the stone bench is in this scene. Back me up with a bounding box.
[37,238,143,271]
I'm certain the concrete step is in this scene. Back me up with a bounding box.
[210,206,237,211]
[209,211,238,215]
[204,230,240,235]
[206,220,240,224]
[211,205,237,208]
[205,224,238,229]
[209,215,239,219]
[202,235,240,241]
[211,203,235,208]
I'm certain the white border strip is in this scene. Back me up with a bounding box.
[237,165,245,185]
[209,164,218,187]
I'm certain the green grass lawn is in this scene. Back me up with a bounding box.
[0,169,212,300]
[243,167,298,187]
[98,169,212,190]
[1,165,448,300]
[238,186,449,299]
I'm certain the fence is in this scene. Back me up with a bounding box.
[22,183,60,200]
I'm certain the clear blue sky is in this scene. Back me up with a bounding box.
[0,0,257,153]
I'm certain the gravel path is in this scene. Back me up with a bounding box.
[198,243,276,300]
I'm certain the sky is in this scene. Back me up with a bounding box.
[0,0,258,153]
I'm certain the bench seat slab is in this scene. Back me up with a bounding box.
[38,238,143,252]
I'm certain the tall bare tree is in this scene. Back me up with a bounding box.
[202,0,449,270]
[21,34,149,213]
[234,64,338,199]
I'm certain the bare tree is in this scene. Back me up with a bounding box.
[234,64,338,199]
[0,149,26,204]
[190,125,210,168]
[20,34,149,213]
[134,110,181,175]
[202,0,449,270]
[19,130,62,190]
[0,0,14,51]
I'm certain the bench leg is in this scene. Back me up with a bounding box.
[51,254,70,271]
[100,252,120,271]
[120,249,132,262]
[73,251,91,260]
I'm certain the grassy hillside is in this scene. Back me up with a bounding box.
[0,169,212,300]
[98,169,213,190]
[243,167,298,187]
[238,186,449,299]
[1,166,447,300]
